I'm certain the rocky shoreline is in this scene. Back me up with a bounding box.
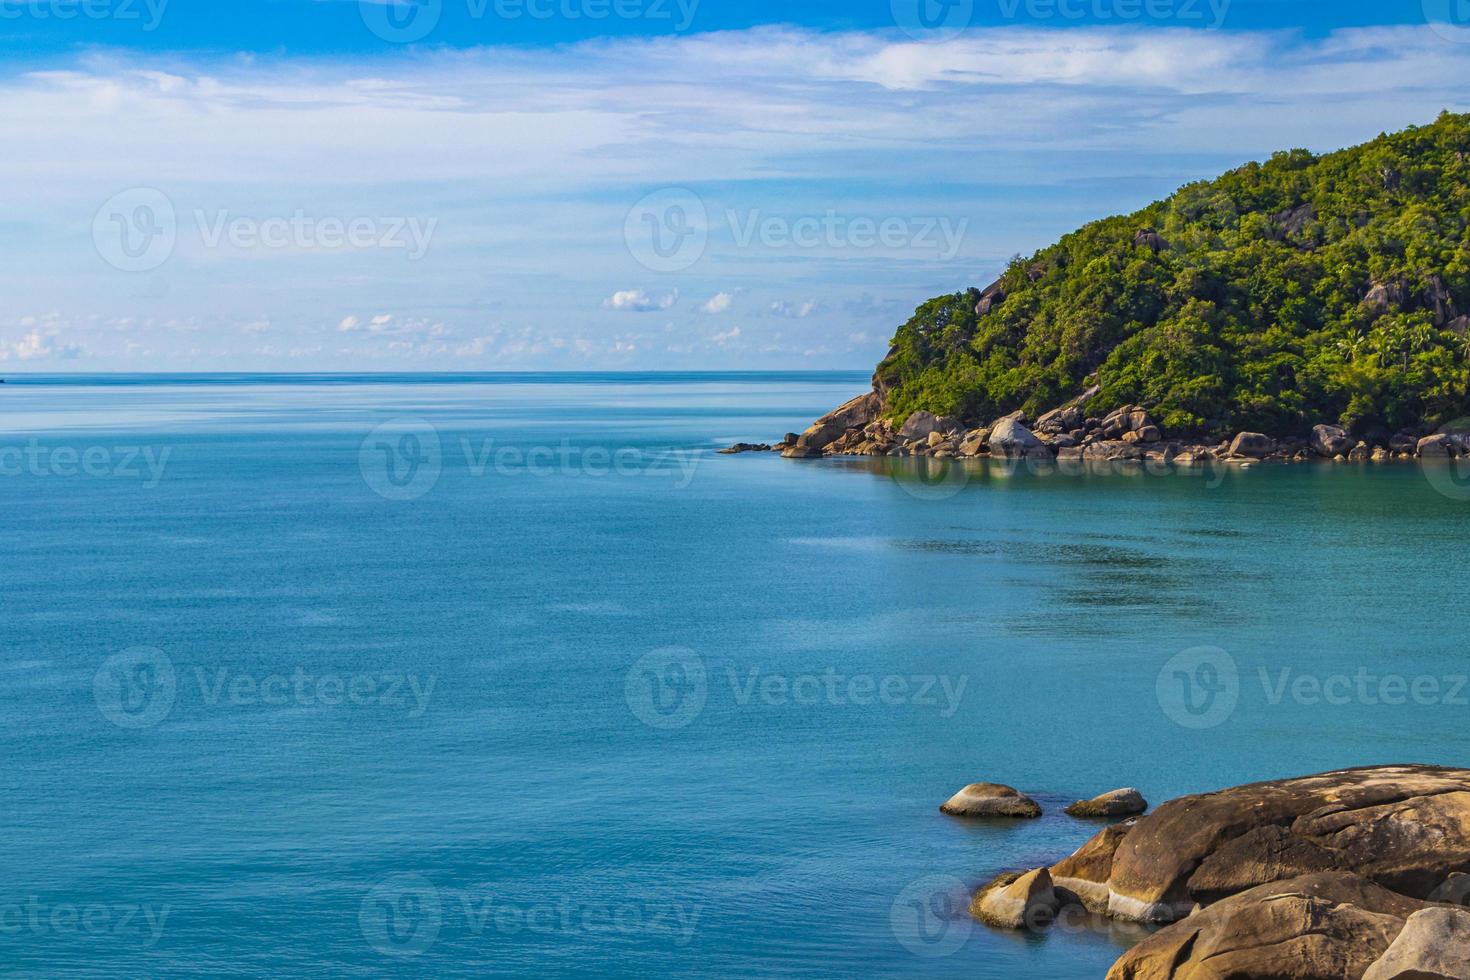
[723,388,1470,467]
[943,765,1470,979]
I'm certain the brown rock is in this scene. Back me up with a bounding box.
[1105,765,1470,923]
[1067,788,1148,819]
[940,782,1042,819]
[970,868,1060,930]
[1051,822,1135,913]
[1107,872,1428,980]
[1229,432,1277,458]
[1363,907,1470,979]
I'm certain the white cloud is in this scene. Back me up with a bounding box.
[603,288,678,312]
[770,299,819,318]
[701,291,735,314]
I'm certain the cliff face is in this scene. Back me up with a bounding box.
[861,111,1470,441]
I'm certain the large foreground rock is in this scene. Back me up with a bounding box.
[1103,765,1470,923]
[939,782,1042,818]
[1106,872,1430,980]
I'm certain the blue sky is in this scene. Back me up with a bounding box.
[2,0,1469,370]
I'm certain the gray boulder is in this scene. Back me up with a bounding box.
[1419,434,1455,457]
[1067,788,1148,819]
[1229,432,1277,458]
[989,417,1049,457]
[1311,424,1354,458]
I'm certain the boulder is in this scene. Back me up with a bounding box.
[939,782,1042,819]
[1426,275,1459,327]
[1036,406,1086,434]
[1391,432,1420,454]
[974,280,1007,316]
[988,418,1049,458]
[957,429,989,457]
[1106,872,1429,980]
[784,391,881,457]
[1050,822,1135,913]
[1272,202,1318,242]
[1311,424,1354,458]
[1365,280,1408,316]
[1085,440,1144,461]
[970,868,1060,930]
[718,442,772,454]
[1363,907,1470,980]
[1134,228,1169,252]
[1104,765,1470,923]
[897,411,959,441]
[1229,432,1277,458]
[1067,788,1148,819]
[1419,434,1455,457]
[1450,314,1470,338]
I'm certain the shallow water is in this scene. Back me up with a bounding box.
[1,373,1468,977]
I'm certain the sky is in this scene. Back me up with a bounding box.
[2,0,1469,371]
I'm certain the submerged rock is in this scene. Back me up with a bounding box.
[939,782,1042,819]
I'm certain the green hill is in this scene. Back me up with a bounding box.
[872,111,1470,438]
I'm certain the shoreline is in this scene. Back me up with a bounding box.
[724,389,1470,467]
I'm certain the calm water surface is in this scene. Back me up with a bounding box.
[1,373,1467,978]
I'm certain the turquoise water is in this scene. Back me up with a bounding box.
[2,373,1468,978]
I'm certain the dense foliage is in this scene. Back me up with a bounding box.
[876,112,1470,437]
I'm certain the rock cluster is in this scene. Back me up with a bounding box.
[755,389,1470,466]
[965,765,1470,980]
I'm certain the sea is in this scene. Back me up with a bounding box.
[1,372,1467,977]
